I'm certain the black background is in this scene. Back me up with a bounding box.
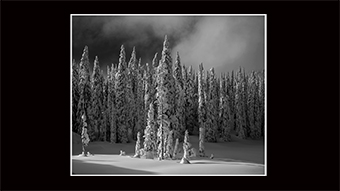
[1,1,339,191]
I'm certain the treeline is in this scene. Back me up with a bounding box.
[72,36,265,152]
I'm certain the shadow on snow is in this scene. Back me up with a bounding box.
[72,159,156,174]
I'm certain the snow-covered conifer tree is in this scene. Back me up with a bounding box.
[225,72,235,132]
[193,71,199,135]
[173,52,185,141]
[108,64,117,143]
[72,59,81,134]
[99,70,106,141]
[242,69,250,137]
[235,68,246,139]
[181,64,187,129]
[218,73,226,138]
[156,35,174,159]
[206,68,218,142]
[103,71,109,141]
[198,63,206,157]
[77,46,92,139]
[247,71,257,139]
[115,45,128,143]
[135,64,145,139]
[126,48,137,142]
[230,70,236,131]
[89,56,104,141]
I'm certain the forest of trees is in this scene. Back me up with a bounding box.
[72,35,265,158]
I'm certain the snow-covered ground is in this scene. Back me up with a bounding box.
[72,133,265,175]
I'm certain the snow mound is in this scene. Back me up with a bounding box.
[180,158,191,164]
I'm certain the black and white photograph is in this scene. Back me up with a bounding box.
[71,14,266,176]
[2,0,339,190]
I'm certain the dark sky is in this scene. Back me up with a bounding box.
[72,15,264,77]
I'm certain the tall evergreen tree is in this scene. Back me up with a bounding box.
[198,63,206,157]
[115,45,129,143]
[218,73,226,139]
[107,66,112,142]
[230,70,236,130]
[144,68,156,138]
[242,69,250,137]
[173,52,185,141]
[156,35,175,159]
[153,56,161,143]
[247,71,260,139]
[235,68,246,139]
[126,48,137,142]
[255,71,264,138]
[193,71,199,135]
[142,70,149,133]
[181,64,187,129]
[225,72,235,132]
[77,46,92,139]
[135,64,145,140]
[89,56,104,141]
[204,69,212,141]
[72,59,81,134]
[103,71,110,141]
[206,68,218,142]
[108,64,117,143]
[99,70,106,141]
[128,49,138,104]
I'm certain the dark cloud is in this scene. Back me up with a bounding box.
[72,15,264,77]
